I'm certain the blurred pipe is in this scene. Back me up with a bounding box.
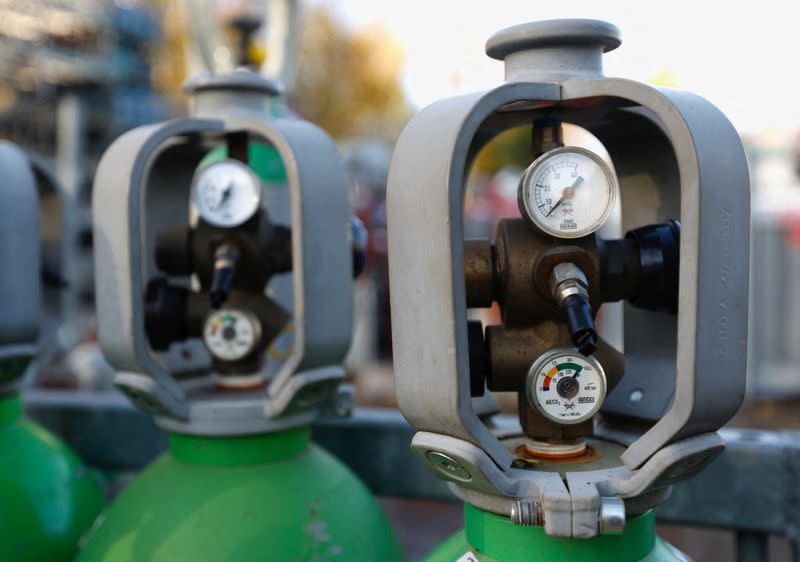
[263,0,299,87]
[183,0,219,73]
[55,93,86,349]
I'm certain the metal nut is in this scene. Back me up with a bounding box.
[552,280,588,305]
[510,499,544,526]
[549,262,589,295]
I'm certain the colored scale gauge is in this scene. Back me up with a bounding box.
[526,349,607,425]
[518,146,618,239]
[203,309,261,362]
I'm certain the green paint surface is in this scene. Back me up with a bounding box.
[0,394,105,562]
[0,356,31,385]
[76,431,406,562]
[200,143,288,184]
[169,426,310,466]
[423,504,687,562]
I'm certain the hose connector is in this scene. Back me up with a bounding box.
[549,262,597,355]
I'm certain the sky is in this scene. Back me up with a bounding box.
[312,0,796,135]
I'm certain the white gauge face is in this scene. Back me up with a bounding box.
[518,146,617,239]
[191,159,262,228]
[526,349,607,425]
[203,309,261,362]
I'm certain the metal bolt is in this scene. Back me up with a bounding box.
[629,388,645,403]
[425,451,472,482]
[510,499,544,526]
[549,263,588,298]
[333,386,354,417]
[599,497,626,534]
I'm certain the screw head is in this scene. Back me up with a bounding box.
[629,388,645,403]
[425,451,472,482]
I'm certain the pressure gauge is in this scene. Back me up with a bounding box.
[525,348,606,425]
[518,146,617,239]
[203,309,261,362]
[191,159,262,228]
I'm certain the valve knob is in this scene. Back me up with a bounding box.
[229,13,264,68]
[485,19,621,83]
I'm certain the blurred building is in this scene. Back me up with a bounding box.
[0,0,168,388]
[0,0,167,169]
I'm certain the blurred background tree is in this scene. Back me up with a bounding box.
[468,64,680,176]
[290,6,411,140]
[471,126,532,176]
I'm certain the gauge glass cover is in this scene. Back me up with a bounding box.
[191,159,262,228]
[526,348,607,425]
[203,309,261,362]
[518,146,617,239]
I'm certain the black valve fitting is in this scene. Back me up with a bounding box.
[263,225,292,275]
[144,278,188,350]
[155,227,193,276]
[598,219,680,313]
[467,320,488,396]
[562,293,598,356]
[626,220,680,313]
[549,262,598,356]
[209,243,240,309]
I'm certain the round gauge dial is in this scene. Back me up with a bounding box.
[191,159,262,228]
[525,348,606,425]
[203,309,261,362]
[518,146,617,239]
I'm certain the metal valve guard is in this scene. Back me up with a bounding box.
[387,20,749,537]
[93,73,355,435]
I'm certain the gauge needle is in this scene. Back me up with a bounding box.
[545,176,584,217]
[217,182,233,209]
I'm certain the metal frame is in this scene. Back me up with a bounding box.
[386,19,749,536]
[0,142,40,394]
[92,72,354,434]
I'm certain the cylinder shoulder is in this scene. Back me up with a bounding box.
[77,442,406,562]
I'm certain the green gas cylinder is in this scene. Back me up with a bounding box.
[77,139,405,562]
[76,427,405,561]
[0,393,104,562]
[424,504,688,562]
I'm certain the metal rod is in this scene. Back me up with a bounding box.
[736,531,769,562]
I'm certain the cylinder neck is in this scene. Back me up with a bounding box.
[169,426,310,466]
[0,393,22,426]
[486,19,621,83]
[183,70,284,118]
[463,503,655,562]
[504,45,605,82]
